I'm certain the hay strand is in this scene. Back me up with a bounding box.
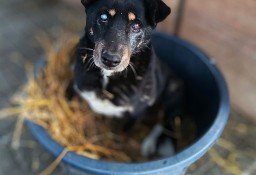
[39,148,69,175]
[11,116,25,150]
[0,107,22,119]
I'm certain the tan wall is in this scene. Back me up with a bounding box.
[177,0,256,119]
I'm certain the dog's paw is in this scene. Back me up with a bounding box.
[141,124,163,157]
[157,138,175,157]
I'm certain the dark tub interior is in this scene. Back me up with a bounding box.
[152,34,220,139]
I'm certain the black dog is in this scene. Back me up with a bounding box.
[73,0,183,156]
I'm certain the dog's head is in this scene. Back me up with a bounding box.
[81,0,170,76]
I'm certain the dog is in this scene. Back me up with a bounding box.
[73,0,183,157]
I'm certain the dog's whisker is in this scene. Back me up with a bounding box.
[82,54,87,63]
[129,63,138,79]
[87,57,93,64]
[130,62,138,69]
[91,62,96,69]
[125,67,128,78]
[130,62,139,74]
[89,57,96,69]
[82,54,94,62]
[79,47,95,51]
[86,56,95,70]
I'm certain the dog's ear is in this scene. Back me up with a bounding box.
[81,0,94,7]
[144,0,171,27]
[155,0,171,23]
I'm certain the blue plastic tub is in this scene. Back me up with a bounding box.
[27,32,230,175]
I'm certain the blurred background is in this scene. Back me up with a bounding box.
[0,0,255,174]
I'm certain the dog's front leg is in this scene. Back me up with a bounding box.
[141,124,175,157]
[141,75,184,157]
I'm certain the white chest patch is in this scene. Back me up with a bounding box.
[76,87,133,118]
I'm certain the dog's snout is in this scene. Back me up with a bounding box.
[101,51,121,68]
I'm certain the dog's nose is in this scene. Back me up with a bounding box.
[101,52,121,67]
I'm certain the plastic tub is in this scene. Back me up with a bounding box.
[27,32,230,175]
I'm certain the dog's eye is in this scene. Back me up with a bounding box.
[131,20,142,33]
[99,13,109,23]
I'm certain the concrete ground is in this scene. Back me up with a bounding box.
[0,0,255,174]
